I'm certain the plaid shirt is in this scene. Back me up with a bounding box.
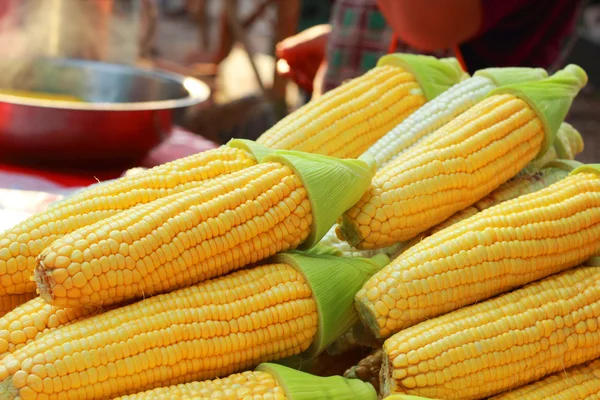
[321,0,451,94]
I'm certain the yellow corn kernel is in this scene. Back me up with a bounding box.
[404,165,572,250]
[490,359,600,399]
[36,162,312,308]
[0,263,318,399]
[0,146,256,295]
[117,361,379,400]
[257,65,426,158]
[0,293,36,319]
[338,93,545,249]
[381,267,600,399]
[116,370,287,400]
[0,297,104,359]
[356,171,600,338]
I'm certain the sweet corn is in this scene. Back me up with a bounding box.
[0,293,36,319]
[35,151,375,307]
[357,166,600,338]
[381,266,600,399]
[116,363,377,400]
[407,161,578,247]
[338,65,588,249]
[257,54,465,158]
[1,252,386,399]
[490,359,600,400]
[0,297,106,359]
[366,67,547,168]
[0,145,258,295]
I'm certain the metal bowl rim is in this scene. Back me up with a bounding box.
[0,58,211,111]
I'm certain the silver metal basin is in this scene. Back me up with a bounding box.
[0,58,211,168]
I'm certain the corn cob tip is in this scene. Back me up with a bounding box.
[0,378,17,400]
[354,292,383,339]
[226,138,273,162]
[377,53,464,100]
[33,261,53,305]
[256,363,378,400]
[273,251,387,360]
[336,214,364,249]
[474,67,548,87]
[264,150,376,249]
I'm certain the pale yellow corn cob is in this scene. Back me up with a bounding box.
[381,267,600,399]
[366,75,497,168]
[357,170,600,338]
[490,359,600,400]
[0,145,257,295]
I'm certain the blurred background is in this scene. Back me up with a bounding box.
[0,0,597,163]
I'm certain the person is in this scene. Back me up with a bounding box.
[277,0,583,98]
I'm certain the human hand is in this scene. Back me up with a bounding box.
[275,24,331,92]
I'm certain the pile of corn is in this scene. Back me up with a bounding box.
[0,53,597,400]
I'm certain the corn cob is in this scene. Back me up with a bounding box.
[319,122,583,259]
[337,65,588,249]
[344,349,383,393]
[0,297,108,360]
[0,252,387,399]
[116,362,378,400]
[405,161,580,248]
[381,266,600,399]
[384,396,436,400]
[0,143,264,296]
[0,293,36,319]
[366,67,547,168]
[34,151,375,308]
[257,54,465,158]
[356,165,600,339]
[490,359,600,400]
[315,67,549,260]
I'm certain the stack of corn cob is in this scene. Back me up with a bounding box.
[0,52,596,400]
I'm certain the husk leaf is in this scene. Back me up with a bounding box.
[273,251,389,360]
[256,363,378,400]
[571,164,600,177]
[488,64,588,158]
[263,151,376,248]
[474,67,547,87]
[377,54,465,100]
[227,138,273,162]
